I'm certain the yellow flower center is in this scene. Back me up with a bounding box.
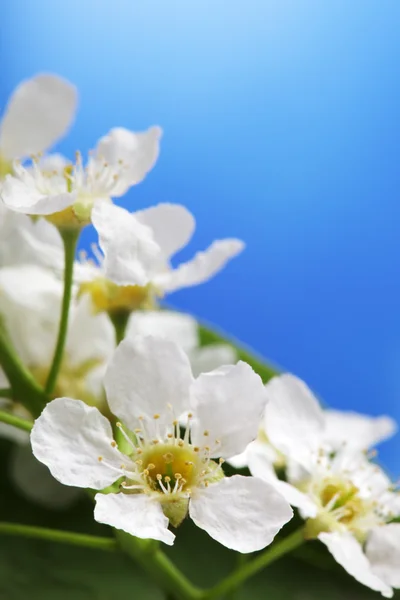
[79,278,159,315]
[139,443,202,494]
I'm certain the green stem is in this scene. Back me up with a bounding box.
[0,388,12,398]
[203,529,305,599]
[45,230,78,395]
[0,522,117,551]
[0,409,33,432]
[0,323,47,417]
[109,310,130,345]
[117,531,202,600]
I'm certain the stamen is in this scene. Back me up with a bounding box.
[115,422,137,450]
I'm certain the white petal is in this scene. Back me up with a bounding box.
[324,410,397,452]
[91,202,161,286]
[0,265,62,366]
[154,239,245,293]
[0,74,77,159]
[189,344,237,377]
[366,524,400,588]
[264,374,325,469]
[11,444,81,509]
[247,441,318,518]
[127,310,198,353]
[1,175,76,215]
[94,126,162,195]
[38,152,69,173]
[94,492,174,545]
[135,203,195,260]
[319,532,393,597]
[104,336,193,434]
[190,361,268,458]
[66,294,115,367]
[190,475,293,553]
[31,398,126,489]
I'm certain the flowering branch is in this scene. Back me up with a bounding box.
[0,410,33,432]
[117,531,202,600]
[45,229,79,395]
[0,522,117,551]
[203,528,305,599]
[0,322,48,417]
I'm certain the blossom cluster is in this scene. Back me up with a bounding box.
[0,74,399,597]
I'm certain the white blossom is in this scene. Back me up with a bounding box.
[1,127,161,225]
[247,374,400,598]
[77,202,244,313]
[31,336,293,550]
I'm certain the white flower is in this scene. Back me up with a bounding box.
[31,336,293,550]
[127,310,237,376]
[248,374,400,598]
[230,402,396,471]
[0,73,77,177]
[1,126,161,226]
[78,202,244,312]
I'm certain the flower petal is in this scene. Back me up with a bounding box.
[11,444,81,510]
[190,361,268,458]
[104,336,193,434]
[1,175,76,215]
[264,374,325,469]
[127,310,198,353]
[94,492,175,545]
[94,126,162,195]
[31,398,126,489]
[0,74,77,159]
[366,524,400,588]
[189,475,293,553]
[0,265,62,366]
[91,202,161,286]
[135,203,195,260]
[319,532,393,597]
[154,239,245,293]
[324,410,397,452]
[247,441,318,518]
[189,344,237,377]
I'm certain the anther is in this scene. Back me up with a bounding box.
[147,463,155,470]
[98,456,103,462]
[111,441,117,447]
[203,430,209,437]
[153,414,160,420]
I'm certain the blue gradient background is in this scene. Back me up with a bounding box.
[2,1,400,474]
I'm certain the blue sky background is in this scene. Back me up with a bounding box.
[2,1,400,474]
